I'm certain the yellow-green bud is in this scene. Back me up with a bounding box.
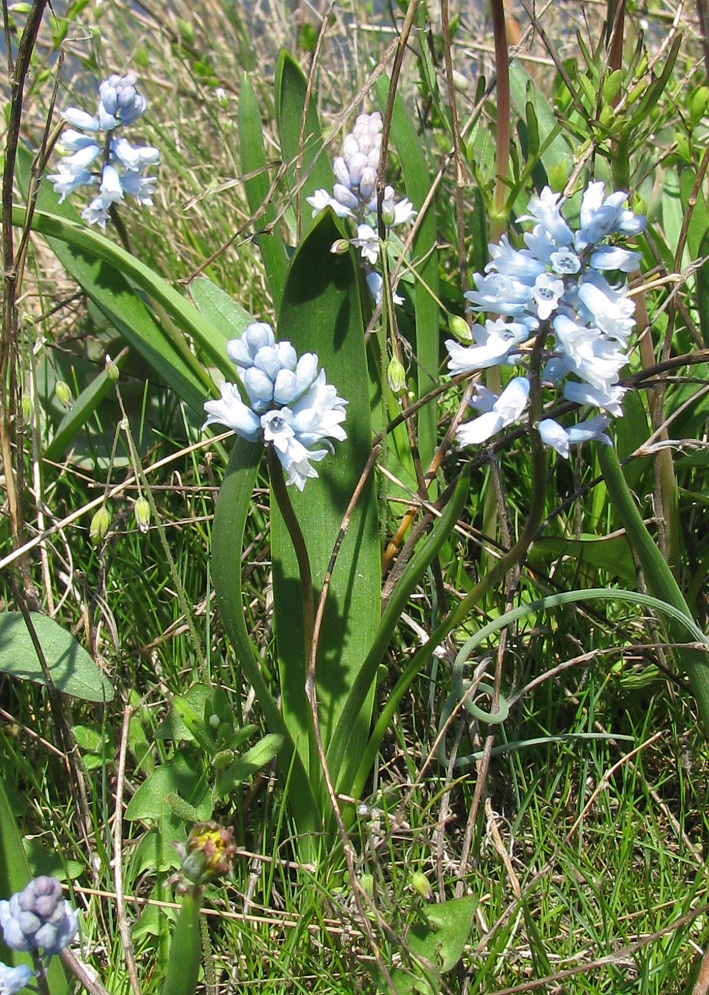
[381,202,396,227]
[387,357,407,396]
[105,354,120,383]
[134,496,151,533]
[330,239,350,255]
[21,396,33,424]
[448,314,472,343]
[90,506,111,544]
[410,871,432,900]
[55,380,73,410]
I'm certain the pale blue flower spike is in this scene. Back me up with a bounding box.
[204,323,348,491]
[49,74,158,226]
[448,181,646,451]
[304,110,416,305]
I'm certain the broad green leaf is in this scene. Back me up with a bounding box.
[275,50,334,236]
[125,752,211,823]
[368,895,476,995]
[341,467,470,798]
[696,229,709,347]
[679,166,709,261]
[272,209,380,797]
[0,612,114,702]
[156,684,212,742]
[238,74,288,307]
[211,436,320,835]
[376,75,440,472]
[15,148,222,414]
[508,62,573,180]
[189,276,253,344]
[528,533,635,584]
[15,206,227,394]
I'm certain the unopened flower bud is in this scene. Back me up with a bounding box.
[410,871,432,900]
[105,354,120,382]
[333,156,350,187]
[0,876,78,959]
[134,496,150,533]
[381,199,397,227]
[215,87,228,108]
[21,396,33,424]
[448,314,473,342]
[90,506,111,544]
[359,166,376,200]
[387,357,407,396]
[330,239,350,255]
[55,380,73,410]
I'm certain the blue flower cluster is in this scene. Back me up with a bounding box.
[307,112,415,305]
[447,183,646,457]
[48,74,159,229]
[203,322,348,491]
[0,877,78,992]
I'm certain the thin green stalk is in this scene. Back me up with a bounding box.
[597,444,709,735]
[354,344,549,798]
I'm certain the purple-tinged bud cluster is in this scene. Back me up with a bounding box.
[447,182,647,456]
[307,111,415,306]
[204,322,348,491]
[47,73,159,229]
[0,877,78,963]
[0,963,32,995]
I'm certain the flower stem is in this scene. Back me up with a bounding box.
[267,447,315,663]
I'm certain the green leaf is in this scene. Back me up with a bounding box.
[275,50,334,236]
[528,533,636,584]
[368,895,476,995]
[44,347,129,462]
[339,467,470,798]
[509,62,572,179]
[213,733,283,799]
[125,752,211,823]
[0,612,114,701]
[211,437,320,835]
[189,276,253,344]
[238,74,288,307]
[376,76,440,471]
[272,210,380,799]
[696,228,709,348]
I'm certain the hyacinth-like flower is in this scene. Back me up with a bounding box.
[0,877,78,963]
[447,182,646,457]
[47,73,159,229]
[0,963,32,995]
[204,322,348,491]
[307,111,415,305]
